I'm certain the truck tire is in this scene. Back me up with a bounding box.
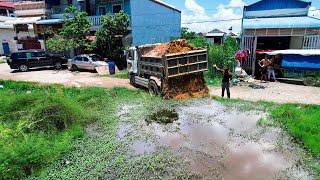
[148,80,161,96]
[303,76,316,86]
[130,74,135,85]
[54,62,62,70]
[19,64,28,72]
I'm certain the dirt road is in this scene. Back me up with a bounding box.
[210,81,320,105]
[1,64,319,104]
[0,64,132,89]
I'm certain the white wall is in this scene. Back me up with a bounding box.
[0,28,35,55]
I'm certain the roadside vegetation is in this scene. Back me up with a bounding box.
[0,56,6,64]
[182,27,239,86]
[0,81,190,179]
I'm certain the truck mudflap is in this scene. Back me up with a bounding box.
[164,49,208,78]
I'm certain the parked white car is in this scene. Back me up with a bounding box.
[68,54,108,71]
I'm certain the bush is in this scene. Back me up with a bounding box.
[207,37,239,79]
[0,83,96,178]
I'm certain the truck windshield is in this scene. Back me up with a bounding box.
[90,55,103,62]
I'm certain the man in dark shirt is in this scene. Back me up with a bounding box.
[215,65,232,98]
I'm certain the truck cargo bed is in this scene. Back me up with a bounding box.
[139,49,208,78]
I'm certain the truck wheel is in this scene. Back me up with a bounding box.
[54,62,62,70]
[303,76,316,86]
[149,80,161,96]
[130,74,135,85]
[19,64,28,72]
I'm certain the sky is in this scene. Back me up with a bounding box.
[161,0,320,33]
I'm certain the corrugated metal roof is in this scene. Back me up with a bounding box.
[245,0,310,11]
[35,19,63,25]
[243,16,320,29]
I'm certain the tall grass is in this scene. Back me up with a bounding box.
[0,80,123,178]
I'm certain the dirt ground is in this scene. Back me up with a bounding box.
[1,64,319,104]
[116,99,315,179]
[0,64,132,89]
[210,81,320,105]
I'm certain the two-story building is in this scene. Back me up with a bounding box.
[241,0,320,74]
[38,0,181,46]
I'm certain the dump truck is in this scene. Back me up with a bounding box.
[126,40,209,99]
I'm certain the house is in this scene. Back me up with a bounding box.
[205,29,226,44]
[241,0,320,74]
[38,0,181,46]
[0,1,14,21]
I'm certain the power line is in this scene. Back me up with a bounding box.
[182,18,242,25]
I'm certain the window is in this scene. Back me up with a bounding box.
[82,57,89,62]
[112,4,122,13]
[34,51,46,57]
[75,57,82,61]
[90,55,102,62]
[11,52,26,60]
[98,6,106,15]
[0,9,7,16]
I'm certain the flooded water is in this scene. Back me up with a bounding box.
[118,99,313,179]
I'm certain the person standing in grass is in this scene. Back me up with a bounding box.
[214,65,232,98]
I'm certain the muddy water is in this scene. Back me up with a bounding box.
[118,100,313,179]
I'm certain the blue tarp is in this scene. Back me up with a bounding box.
[282,54,320,69]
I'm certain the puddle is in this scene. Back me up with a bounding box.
[117,100,313,179]
[146,109,179,124]
[131,141,155,155]
[117,124,132,139]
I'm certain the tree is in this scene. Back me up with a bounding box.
[46,6,92,54]
[95,11,130,58]
[181,27,196,40]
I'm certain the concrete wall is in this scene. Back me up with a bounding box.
[290,36,304,49]
[0,28,35,55]
[130,0,181,46]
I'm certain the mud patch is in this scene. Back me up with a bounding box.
[131,141,155,155]
[146,109,179,124]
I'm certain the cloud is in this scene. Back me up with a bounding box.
[309,6,320,18]
[182,0,243,33]
[228,0,246,8]
[185,0,205,14]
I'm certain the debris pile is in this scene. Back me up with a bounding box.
[145,39,196,57]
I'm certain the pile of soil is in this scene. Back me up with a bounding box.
[145,39,196,57]
[162,72,209,100]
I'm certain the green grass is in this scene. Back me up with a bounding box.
[0,57,6,64]
[0,80,190,179]
[271,104,320,157]
[108,70,129,79]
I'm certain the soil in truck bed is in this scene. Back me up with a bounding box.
[163,72,209,100]
[144,40,208,99]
